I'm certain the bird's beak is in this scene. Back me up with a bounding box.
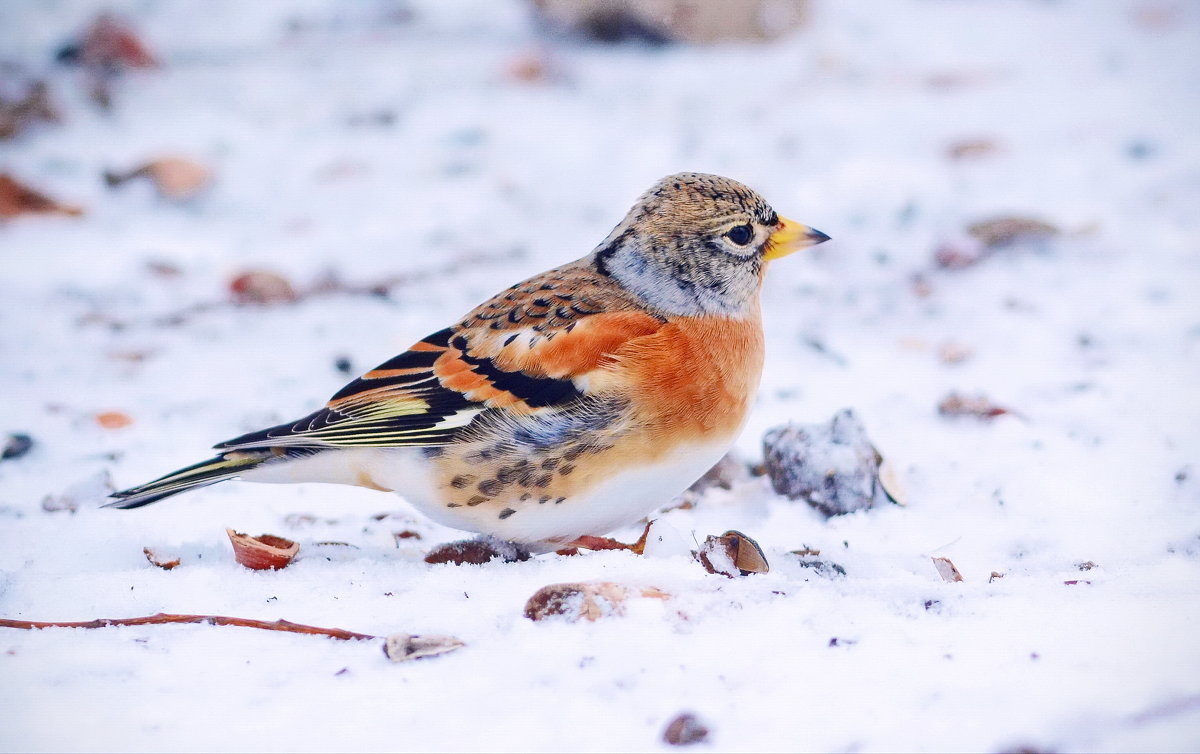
[764,216,831,261]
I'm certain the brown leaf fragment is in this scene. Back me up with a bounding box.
[968,216,1059,249]
[933,242,985,270]
[226,529,299,571]
[696,530,769,577]
[105,157,212,201]
[96,410,133,429]
[424,538,530,565]
[229,270,297,305]
[523,582,668,622]
[937,341,973,365]
[989,571,1005,583]
[790,546,821,557]
[66,13,159,70]
[0,80,61,140]
[0,174,83,218]
[382,633,465,662]
[932,556,964,582]
[663,712,710,746]
[393,530,423,544]
[1076,561,1098,571]
[143,547,181,570]
[507,51,549,82]
[947,138,1001,160]
[938,392,1013,420]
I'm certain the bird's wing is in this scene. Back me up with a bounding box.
[215,267,663,451]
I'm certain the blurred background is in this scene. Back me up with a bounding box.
[2,1,1199,751]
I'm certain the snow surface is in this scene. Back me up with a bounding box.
[2,0,1199,751]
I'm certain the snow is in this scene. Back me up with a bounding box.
[2,0,1199,751]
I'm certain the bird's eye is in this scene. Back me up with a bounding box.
[725,224,754,246]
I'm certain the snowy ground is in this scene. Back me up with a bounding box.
[2,0,1199,751]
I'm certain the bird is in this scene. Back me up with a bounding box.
[109,172,830,547]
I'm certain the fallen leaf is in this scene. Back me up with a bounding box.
[229,270,297,305]
[62,13,159,70]
[933,556,964,582]
[0,174,83,218]
[105,157,212,201]
[947,138,1002,160]
[143,547,181,570]
[937,392,1013,420]
[0,80,61,140]
[96,411,133,429]
[967,216,1059,249]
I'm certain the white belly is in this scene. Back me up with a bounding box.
[424,438,732,544]
[241,439,731,545]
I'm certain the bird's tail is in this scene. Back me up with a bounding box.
[106,453,268,509]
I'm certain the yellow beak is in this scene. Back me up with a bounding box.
[763,216,831,261]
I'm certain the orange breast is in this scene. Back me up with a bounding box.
[603,313,765,441]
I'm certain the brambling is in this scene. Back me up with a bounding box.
[110,173,829,546]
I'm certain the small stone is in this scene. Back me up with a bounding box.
[1,433,34,461]
[762,409,892,517]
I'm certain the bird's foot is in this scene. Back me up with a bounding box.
[555,521,653,556]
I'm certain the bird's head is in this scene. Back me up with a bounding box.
[591,172,829,316]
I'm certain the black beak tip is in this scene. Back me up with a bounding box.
[807,228,832,245]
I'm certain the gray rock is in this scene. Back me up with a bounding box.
[762,409,890,517]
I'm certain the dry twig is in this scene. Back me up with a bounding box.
[0,612,376,641]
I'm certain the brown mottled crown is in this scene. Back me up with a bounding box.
[590,173,784,317]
